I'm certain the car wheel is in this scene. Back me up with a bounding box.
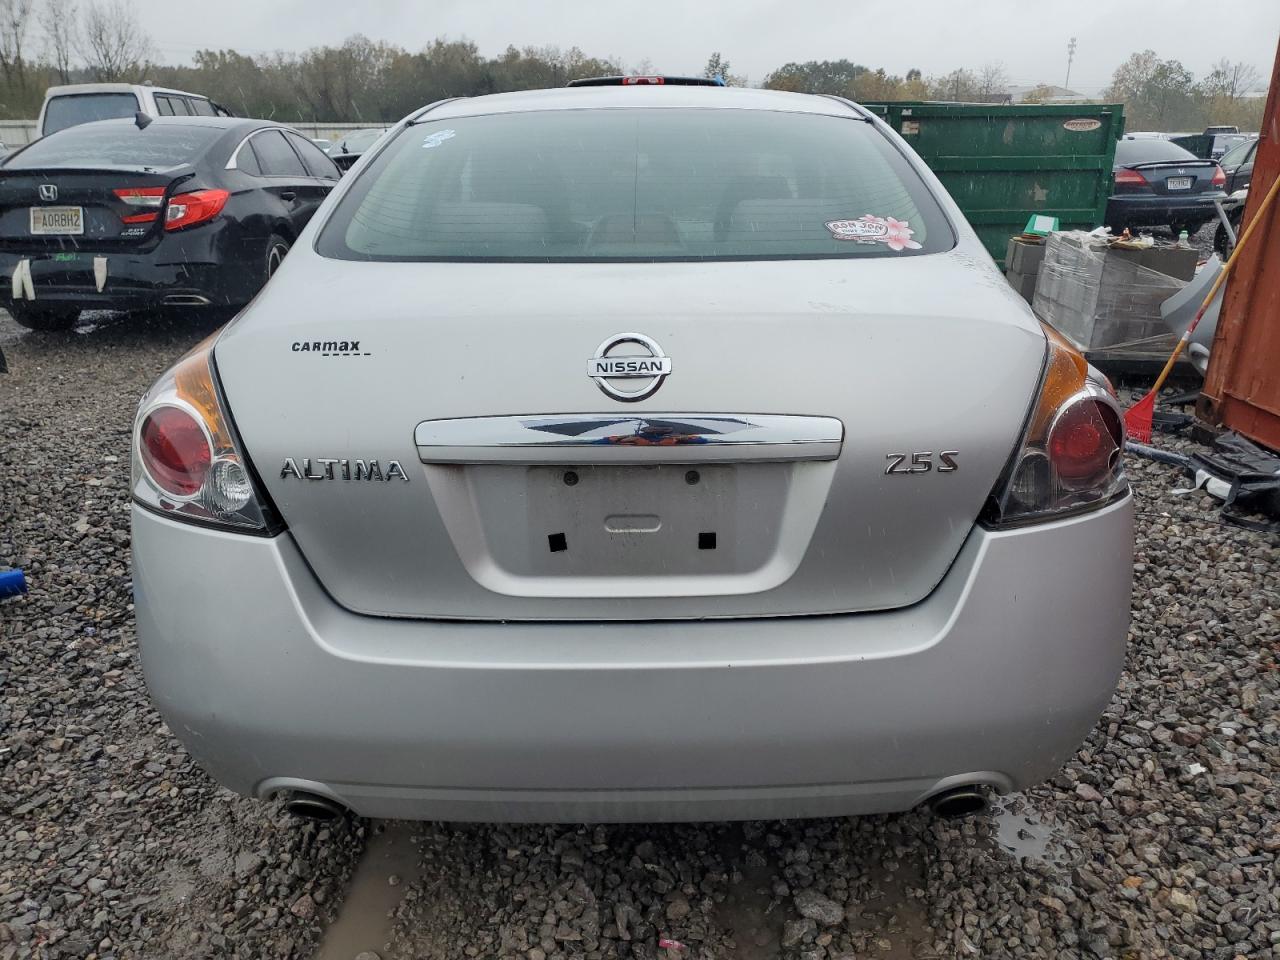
[6,302,80,331]
[265,235,291,281]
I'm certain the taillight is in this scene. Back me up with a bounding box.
[132,335,278,533]
[984,324,1127,526]
[1114,169,1147,187]
[115,186,165,224]
[623,76,665,84]
[139,405,212,497]
[1211,165,1226,187]
[164,189,229,232]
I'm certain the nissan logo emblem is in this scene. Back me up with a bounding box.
[586,333,672,402]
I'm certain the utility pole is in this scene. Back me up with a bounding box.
[1065,37,1078,91]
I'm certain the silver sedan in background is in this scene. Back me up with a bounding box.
[131,82,1133,823]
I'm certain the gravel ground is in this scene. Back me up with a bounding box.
[3,308,1278,960]
[0,312,363,960]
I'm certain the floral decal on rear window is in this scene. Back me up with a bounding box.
[825,215,922,251]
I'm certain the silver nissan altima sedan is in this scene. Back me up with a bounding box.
[131,82,1133,823]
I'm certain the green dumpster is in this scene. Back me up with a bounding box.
[860,102,1126,268]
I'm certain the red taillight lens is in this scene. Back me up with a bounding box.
[1114,169,1147,187]
[115,187,166,224]
[115,186,165,206]
[1048,396,1123,487]
[164,189,229,232]
[623,76,665,84]
[139,405,211,497]
[1211,165,1226,187]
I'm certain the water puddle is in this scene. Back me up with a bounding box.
[989,795,1073,866]
[314,820,424,960]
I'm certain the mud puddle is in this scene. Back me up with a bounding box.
[314,820,424,960]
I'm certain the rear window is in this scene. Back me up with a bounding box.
[42,93,139,135]
[317,109,953,262]
[1115,139,1198,165]
[336,129,384,154]
[1219,139,1256,168]
[7,122,222,169]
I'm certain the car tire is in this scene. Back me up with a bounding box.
[265,234,290,282]
[6,303,80,331]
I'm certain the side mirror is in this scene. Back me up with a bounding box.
[135,111,153,130]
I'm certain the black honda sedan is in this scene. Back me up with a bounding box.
[1104,138,1227,236]
[0,116,339,330]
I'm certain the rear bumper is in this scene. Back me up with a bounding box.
[1105,193,1225,228]
[0,234,258,310]
[133,496,1133,822]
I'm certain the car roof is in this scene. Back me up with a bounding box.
[47,116,278,136]
[44,83,211,99]
[416,85,866,121]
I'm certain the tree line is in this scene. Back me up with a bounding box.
[0,0,1267,134]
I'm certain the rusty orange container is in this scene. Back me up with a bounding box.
[1200,39,1280,450]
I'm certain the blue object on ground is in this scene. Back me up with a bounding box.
[0,568,28,598]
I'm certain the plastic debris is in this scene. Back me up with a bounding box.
[0,568,28,599]
[658,938,688,951]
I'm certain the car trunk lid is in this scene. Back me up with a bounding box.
[215,252,1046,621]
[0,167,190,250]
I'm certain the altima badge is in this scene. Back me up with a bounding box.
[587,332,671,402]
[280,458,409,482]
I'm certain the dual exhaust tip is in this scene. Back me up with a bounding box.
[281,786,992,822]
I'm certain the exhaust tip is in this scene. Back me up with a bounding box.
[282,791,348,821]
[163,294,212,306]
[927,786,989,819]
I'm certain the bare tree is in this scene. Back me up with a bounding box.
[39,0,77,83]
[0,0,33,91]
[976,61,1010,101]
[1201,58,1262,103]
[78,0,152,81]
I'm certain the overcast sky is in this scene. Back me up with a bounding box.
[136,0,1278,96]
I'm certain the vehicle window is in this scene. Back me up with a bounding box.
[154,96,176,116]
[188,98,217,117]
[251,130,307,177]
[42,93,140,135]
[1115,139,1199,165]
[1219,139,1255,168]
[288,133,340,178]
[8,122,222,169]
[338,129,383,154]
[235,138,263,175]
[319,109,954,262]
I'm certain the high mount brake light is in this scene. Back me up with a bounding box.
[165,189,229,232]
[623,76,665,84]
[132,335,277,533]
[984,324,1127,526]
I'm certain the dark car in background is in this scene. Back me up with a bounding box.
[1105,138,1227,236]
[0,116,339,330]
[329,127,389,171]
[1218,136,1257,194]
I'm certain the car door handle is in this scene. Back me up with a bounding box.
[415,414,845,464]
[280,191,297,202]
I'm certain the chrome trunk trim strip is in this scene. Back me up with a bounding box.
[415,414,844,464]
